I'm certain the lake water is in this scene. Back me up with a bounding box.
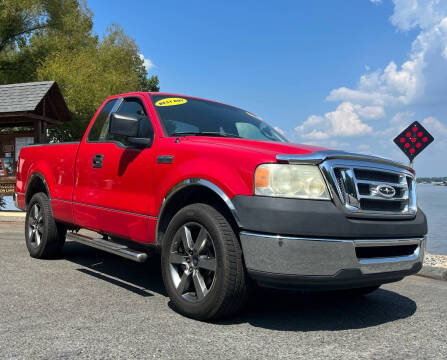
[417,184,447,255]
[1,184,446,253]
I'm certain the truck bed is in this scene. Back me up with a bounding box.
[16,142,80,223]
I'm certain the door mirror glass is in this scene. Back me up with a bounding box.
[110,112,140,137]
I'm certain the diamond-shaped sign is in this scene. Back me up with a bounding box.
[393,121,434,161]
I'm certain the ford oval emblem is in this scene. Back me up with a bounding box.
[377,184,396,198]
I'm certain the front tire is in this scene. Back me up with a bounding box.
[161,203,247,320]
[25,192,66,259]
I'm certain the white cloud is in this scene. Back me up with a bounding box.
[390,0,447,31]
[138,54,154,71]
[294,115,324,133]
[374,111,414,138]
[422,116,447,135]
[326,102,373,136]
[327,59,423,106]
[296,102,373,140]
[391,111,414,125]
[369,0,382,4]
[354,104,385,119]
[302,130,330,140]
[326,86,382,105]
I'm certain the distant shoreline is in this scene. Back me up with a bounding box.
[417,181,447,186]
[417,177,447,185]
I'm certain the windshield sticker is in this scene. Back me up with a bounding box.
[246,111,261,120]
[155,97,188,107]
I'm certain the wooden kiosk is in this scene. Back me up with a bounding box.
[0,81,70,197]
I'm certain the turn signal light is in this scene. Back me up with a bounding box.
[255,167,270,187]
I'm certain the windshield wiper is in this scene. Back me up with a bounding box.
[172,131,241,138]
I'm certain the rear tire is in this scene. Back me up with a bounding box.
[161,203,247,321]
[25,192,66,259]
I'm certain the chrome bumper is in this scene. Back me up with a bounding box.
[240,231,425,278]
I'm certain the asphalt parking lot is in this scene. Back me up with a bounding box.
[1,221,446,359]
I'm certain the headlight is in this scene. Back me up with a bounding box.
[254,164,330,200]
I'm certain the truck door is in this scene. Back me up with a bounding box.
[73,95,157,243]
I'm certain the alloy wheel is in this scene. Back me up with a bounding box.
[28,204,44,248]
[169,222,217,302]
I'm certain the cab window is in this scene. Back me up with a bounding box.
[87,99,118,141]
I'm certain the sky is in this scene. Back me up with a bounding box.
[88,0,447,177]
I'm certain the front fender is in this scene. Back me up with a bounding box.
[155,177,242,244]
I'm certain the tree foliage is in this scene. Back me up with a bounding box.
[0,0,52,59]
[0,0,159,141]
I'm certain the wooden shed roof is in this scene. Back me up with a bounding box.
[0,81,70,127]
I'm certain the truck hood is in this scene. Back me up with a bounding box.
[180,136,412,172]
[183,136,329,158]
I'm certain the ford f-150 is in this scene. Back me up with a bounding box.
[14,92,427,320]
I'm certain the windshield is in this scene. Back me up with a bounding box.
[150,95,288,142]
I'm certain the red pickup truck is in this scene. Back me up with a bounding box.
[15,92,427,320]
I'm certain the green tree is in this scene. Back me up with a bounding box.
[0,0,72,81]
[37,24,159,141]
[0,0,51,56]
[0,0,159,141]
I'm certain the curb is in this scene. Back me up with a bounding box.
[0,217,25,223]
[416,265,447,281]
[0,212,25,223]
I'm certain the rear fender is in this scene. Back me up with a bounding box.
[24,157,57,205]
[24,172,51,207]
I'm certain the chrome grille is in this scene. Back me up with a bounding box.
[320,159,417,217]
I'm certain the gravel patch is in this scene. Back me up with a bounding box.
[424,253,447,268]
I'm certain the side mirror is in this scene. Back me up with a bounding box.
[110,112,153,148]
[110,113,140,137]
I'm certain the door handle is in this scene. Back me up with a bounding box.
[92,154,104,168]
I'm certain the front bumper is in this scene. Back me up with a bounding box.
[240,231,425,290]
[232,196,427,238]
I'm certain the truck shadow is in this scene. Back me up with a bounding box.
[221,287,417,331]
[63,241,166,297]
[63,241,417,332]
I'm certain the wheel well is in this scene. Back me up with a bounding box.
[25,175,49,207]
[157,185,239,245]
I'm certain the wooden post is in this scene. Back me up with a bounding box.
[42,121,47,143]
[34,119,42,144]
[41,98,47,143]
